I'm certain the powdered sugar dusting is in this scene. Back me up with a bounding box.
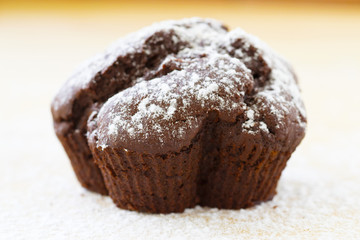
[53,17,305,148]
[52,18,227,121]
[224,28,306,135]
[97,54,252,147]
[243,109,255,129]
[90,18,306,148]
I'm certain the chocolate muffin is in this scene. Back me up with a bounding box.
[51,18,306,213]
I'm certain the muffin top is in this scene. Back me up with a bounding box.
[52,18,306,154]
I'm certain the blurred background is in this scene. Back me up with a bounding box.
[1,0,360,162]
[1,1,360,238]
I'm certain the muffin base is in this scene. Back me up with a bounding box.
[88,111,298,213]
[91,144,201,213]
[55,121,108,195]
[90,143,290,213]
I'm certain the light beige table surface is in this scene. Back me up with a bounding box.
[1,2,360,239]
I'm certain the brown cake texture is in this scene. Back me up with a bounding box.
[51,18,306,213]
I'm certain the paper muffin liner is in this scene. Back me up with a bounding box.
[92,144,201,213]
[92,139,293,213]
[57,129,108,195]
[92,144,291,212]
[195,117,300,209]
[89,115,300,213]
[198,143,290,209]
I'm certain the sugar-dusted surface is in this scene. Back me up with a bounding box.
[97,54,253,151]
[85,18,306,152]
[51,18,228,121]
[1,120,360,239]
